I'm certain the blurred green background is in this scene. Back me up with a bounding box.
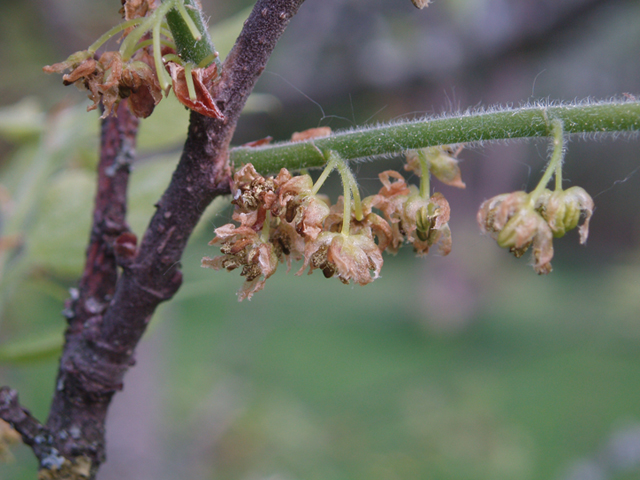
[1,0,640,479]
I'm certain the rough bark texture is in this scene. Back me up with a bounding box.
[44,99,138,472]
[0,1,306,478]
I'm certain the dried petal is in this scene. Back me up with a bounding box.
[121,59,163,118]
[366,170,411,252]
[45,49,163,118]
[477,191,528,237]
[122,0,158,20]
[291,127,331,142]
[242,136,273,147]
[43,51,93,76]
[168,62,224,119]
[411,0,431,8]
[273,173,330,241]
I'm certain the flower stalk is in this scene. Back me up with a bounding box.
[417,149,431,199]
[529,118,565,206]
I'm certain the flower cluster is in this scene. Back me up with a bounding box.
[43,49,163,118]
[43,0,222,119]
[203,145,464,300]
[477,186,594,274]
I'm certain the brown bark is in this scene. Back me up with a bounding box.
[0,1,306,478]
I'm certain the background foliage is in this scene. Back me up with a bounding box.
[1,0,640,479]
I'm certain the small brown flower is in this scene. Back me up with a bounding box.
[324,196,393,252]
[366,170,452,255]
[366,170,411,252]
[401,189,453,256]
[273,173,330,241]
[300,231,383,285]
[478,192,554,274]
[498,209,554,274]
[229,164,293,232]
[231,164,279,214]
[202,223,279,301]
[269,220,305,270]
[44,50,162,118]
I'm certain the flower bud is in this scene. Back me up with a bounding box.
[496,208,554,274]
[478,192,555,274]
[403,190,452,256]
[537,186,594,243]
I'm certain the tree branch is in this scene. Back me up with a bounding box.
[40,1,306,477]
[38,100,138,476]
[0,387,59,467]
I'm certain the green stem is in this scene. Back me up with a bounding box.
[153,13,173,91]
[183,63,197,100]
[311,160,335,195]
[120,1,174,60]
[329,151,363,233]
[554,135,564,192]
[175,1,202,40]
[417,149,431,199]
[134,37,175,52]
[529,119,564,205]
[165,0,221,71]
[88,18,144,54]
[231,101,640,174]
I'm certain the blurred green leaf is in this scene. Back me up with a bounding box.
[0,330,63,364]
[27,169,94,276]
[136,93,190,154]
[0,98,45,142]
[210,6,254,61]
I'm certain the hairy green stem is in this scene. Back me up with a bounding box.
[120,2,173,60]
[165,0,221,70]
[175,1,202,40]
[554,123,564,192]
[530,119,564,205]
[311,160,335,195]
[231,101,640,174]
[153,12,172,90]
[417,150,431,199]
[183,63,196,100]
[329,151,363,231]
